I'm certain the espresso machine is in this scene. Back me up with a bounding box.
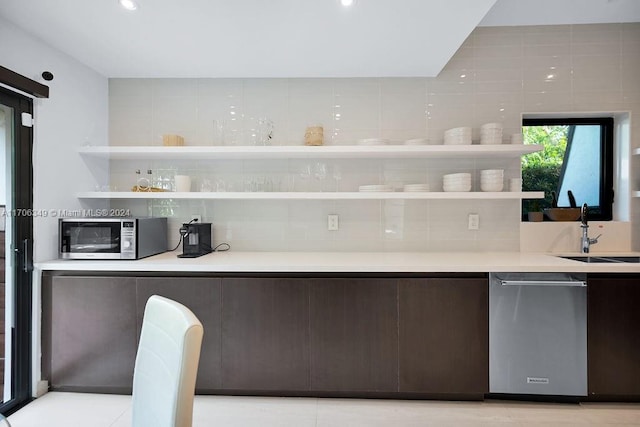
[178,222,212,258]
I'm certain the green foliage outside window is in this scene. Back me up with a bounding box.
[522,125,568,214]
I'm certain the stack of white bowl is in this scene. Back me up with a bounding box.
[443,173,472,192]
[509,178,522,192]
[480,123,503,145]
[480,169,504,192]
[444,127,472,145]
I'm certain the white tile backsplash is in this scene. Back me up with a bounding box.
[521,222,632,253]
[108,23,640,252]
[523,25,572,45]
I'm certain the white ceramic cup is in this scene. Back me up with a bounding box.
[509,178,523,192]
[175,175,191,192]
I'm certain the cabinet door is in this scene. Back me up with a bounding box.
[399,277,488,395]
[47,276,137,392]
[221,278,310,391]
[309,278,398,392]
[135,277,222,390]
[588,276,640,397]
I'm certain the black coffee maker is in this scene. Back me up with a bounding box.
[178,222,212,258]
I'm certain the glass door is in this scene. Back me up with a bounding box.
[0,87,34,415]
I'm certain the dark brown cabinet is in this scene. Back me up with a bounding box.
[587,275,640,399]
[220,278,310,391]
[135,277,222,390]
[43,274,222,392]
[44,275,138,392]
[398,277,488,397]
[309,278,398,392]
[42,272,488,398]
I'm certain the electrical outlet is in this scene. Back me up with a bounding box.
[191,214,202,223]
[468,213,479,230]
[328,214,339,231]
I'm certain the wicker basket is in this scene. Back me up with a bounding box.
[162,134,184,146]
[543,208,581,221]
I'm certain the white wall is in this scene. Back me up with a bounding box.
[109,23,640,252]
[0,15,109,262]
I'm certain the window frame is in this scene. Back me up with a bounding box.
[522,117,614,221]
[0,86,34,416]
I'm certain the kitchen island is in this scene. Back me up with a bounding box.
[36,251,640,402]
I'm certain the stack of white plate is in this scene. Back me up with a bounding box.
[444,127,472,145]
[357,138,389,146]
[443,173,471,192]
[358,184,394,192]
[403,183,430,192]
[480,123,503,145]
[480,169,504,192]
[404,138,428,145]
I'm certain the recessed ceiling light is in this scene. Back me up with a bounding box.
[119,0,138,11]
[340,0,354,7]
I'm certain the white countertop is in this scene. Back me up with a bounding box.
[34,251,640,273]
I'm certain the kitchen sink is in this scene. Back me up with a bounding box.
[559,255,640,263]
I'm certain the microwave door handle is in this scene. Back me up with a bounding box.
[500,280,586,287]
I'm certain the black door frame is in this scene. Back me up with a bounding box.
[0,85,35,415]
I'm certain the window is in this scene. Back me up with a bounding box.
[522,117,614,221]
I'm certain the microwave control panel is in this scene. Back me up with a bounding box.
[120,220,136,259]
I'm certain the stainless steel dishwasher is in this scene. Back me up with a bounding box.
[489,272,587,397]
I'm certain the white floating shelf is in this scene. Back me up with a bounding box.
[633,148,640,156]
[79,144,543,160]
[77,191,545,201]
[633,191,640,198]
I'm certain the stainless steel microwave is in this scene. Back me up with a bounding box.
[59,217,167,260]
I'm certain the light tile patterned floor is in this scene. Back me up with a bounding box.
[6,392,640,426]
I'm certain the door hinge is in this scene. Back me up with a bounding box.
[21,112,33,128]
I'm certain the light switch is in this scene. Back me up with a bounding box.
[328,214,339,231]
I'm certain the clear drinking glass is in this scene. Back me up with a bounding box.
[212,119,226,145]
[243,116,274,146]
[297,164,311,191]
[200,178,213,192]
[332,165,342,192]
[257,117,274,146]
[314,162,327,192]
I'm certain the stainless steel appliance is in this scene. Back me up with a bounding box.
[59,217,167,260]
[489,272,587,397]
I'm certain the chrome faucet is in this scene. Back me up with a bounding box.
[580,203,601,253]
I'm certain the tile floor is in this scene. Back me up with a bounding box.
[6,392,640,426]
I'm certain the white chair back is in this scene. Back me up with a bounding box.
[132,295,203,427]
[0,413,11,427]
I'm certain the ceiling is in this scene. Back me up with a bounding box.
[1,0,639,79]
[480,0,640,27]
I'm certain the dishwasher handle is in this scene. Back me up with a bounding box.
[500,280,586,287]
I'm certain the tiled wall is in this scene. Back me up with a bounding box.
[108,23,640,252]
